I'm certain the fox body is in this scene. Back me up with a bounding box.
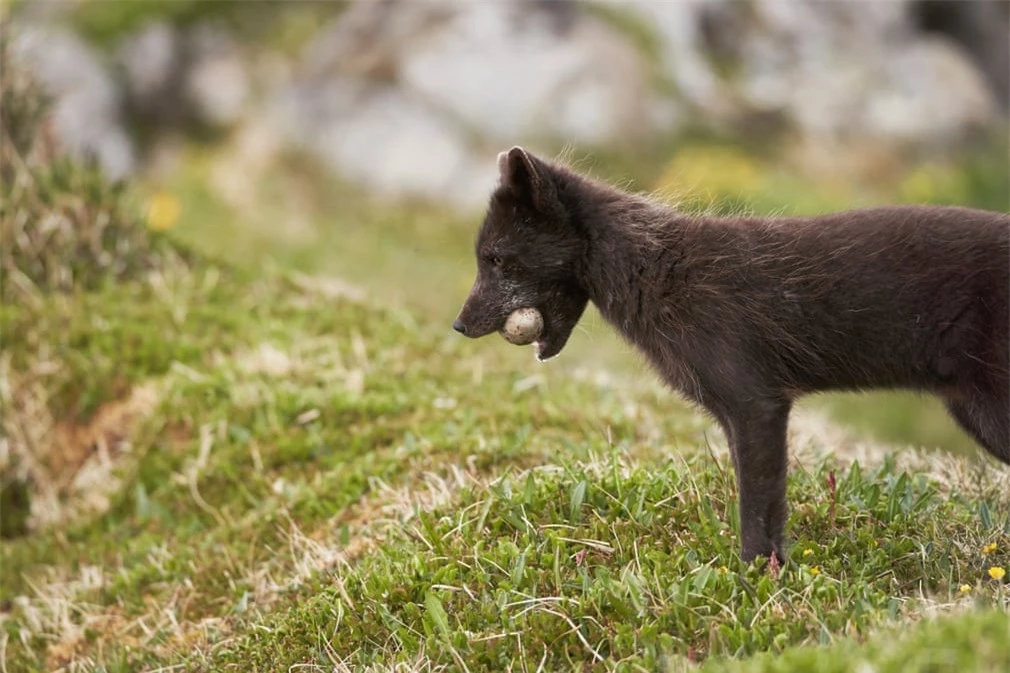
[454,147,1010,562]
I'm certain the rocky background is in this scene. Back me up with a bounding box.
[7,0,1008,211]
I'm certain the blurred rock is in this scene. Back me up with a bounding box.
[118,21,249,130]
[275,0,656,208]
[276,0,998,205]
[398,2,653,144]
[622,0,737,121]
[913,0,1009,110]
[183,24,250,128]
[863,37,996,146]
[273,80,495,209]
[11,26,135,180]
[625,0,998,147]
[118,21,182,123]
[8,0,1004,207]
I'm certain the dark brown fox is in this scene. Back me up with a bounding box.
[454,146,1010,563]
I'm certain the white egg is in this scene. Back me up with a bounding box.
[500,307,544,345]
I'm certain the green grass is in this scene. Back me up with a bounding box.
[3,113,1008,671]
[0,247,691,669]
[210,456,1009,671]
[4,234,1009,671]
[706,609,1010,673]
[810,392,978,456]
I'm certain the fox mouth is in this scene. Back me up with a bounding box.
[455,288,588,363]
[533,338,557,361]
[533,339,551,361]
[532,320,565,362]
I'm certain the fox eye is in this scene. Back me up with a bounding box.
[491,256,504,267]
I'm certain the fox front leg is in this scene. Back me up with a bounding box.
[718,398,792,563]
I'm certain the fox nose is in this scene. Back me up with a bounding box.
[452,319,467,335]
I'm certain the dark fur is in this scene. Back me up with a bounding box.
[455,147,1010,562]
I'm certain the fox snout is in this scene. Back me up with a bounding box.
[454,286,509,339]
[452,311,498,339]
[452,304,501,339]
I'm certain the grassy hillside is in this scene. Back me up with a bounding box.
[3,43,1009,671]
[3,235,1010,670]
[4,236,1009,671]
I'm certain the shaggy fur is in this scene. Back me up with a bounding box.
[454,147,1010,562]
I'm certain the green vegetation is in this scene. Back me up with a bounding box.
[2,26,1008,672]
[0,30,182,301]
[709,609,1010,673]
[4,231,1009,669]
[213,454,1009,671]
[815,392,978,455]
[60,0,348,54]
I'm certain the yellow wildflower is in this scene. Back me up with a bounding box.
[802,548,814,557]
[959,584,971,594]
[982,542,998,555]
[718,566,729,575]
[810,566,821,576]
[988,566,1006,581]
[147,191,181,231]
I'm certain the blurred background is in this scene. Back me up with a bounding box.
[5,0,1009,453]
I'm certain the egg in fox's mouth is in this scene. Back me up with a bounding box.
[494,307,572,362]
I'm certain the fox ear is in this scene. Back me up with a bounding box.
[497,146,545,205]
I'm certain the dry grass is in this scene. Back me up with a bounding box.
[1,354,161,532]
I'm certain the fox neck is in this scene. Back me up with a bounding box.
[570,184,686,340]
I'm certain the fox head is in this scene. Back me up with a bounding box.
[453,147,590,361]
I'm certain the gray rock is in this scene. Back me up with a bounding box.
[12,25,135,180]
[399,1,654,144]
[118,21,181,122]
[118,21,249,129]
[183,24,250,128]
[912,0,1009,110]
[863,37,996,146]
[274,0,656,208]
[272,79,495,209]
[13,0,1001,208]
[621,0,736,120]
[624,0,997,146]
